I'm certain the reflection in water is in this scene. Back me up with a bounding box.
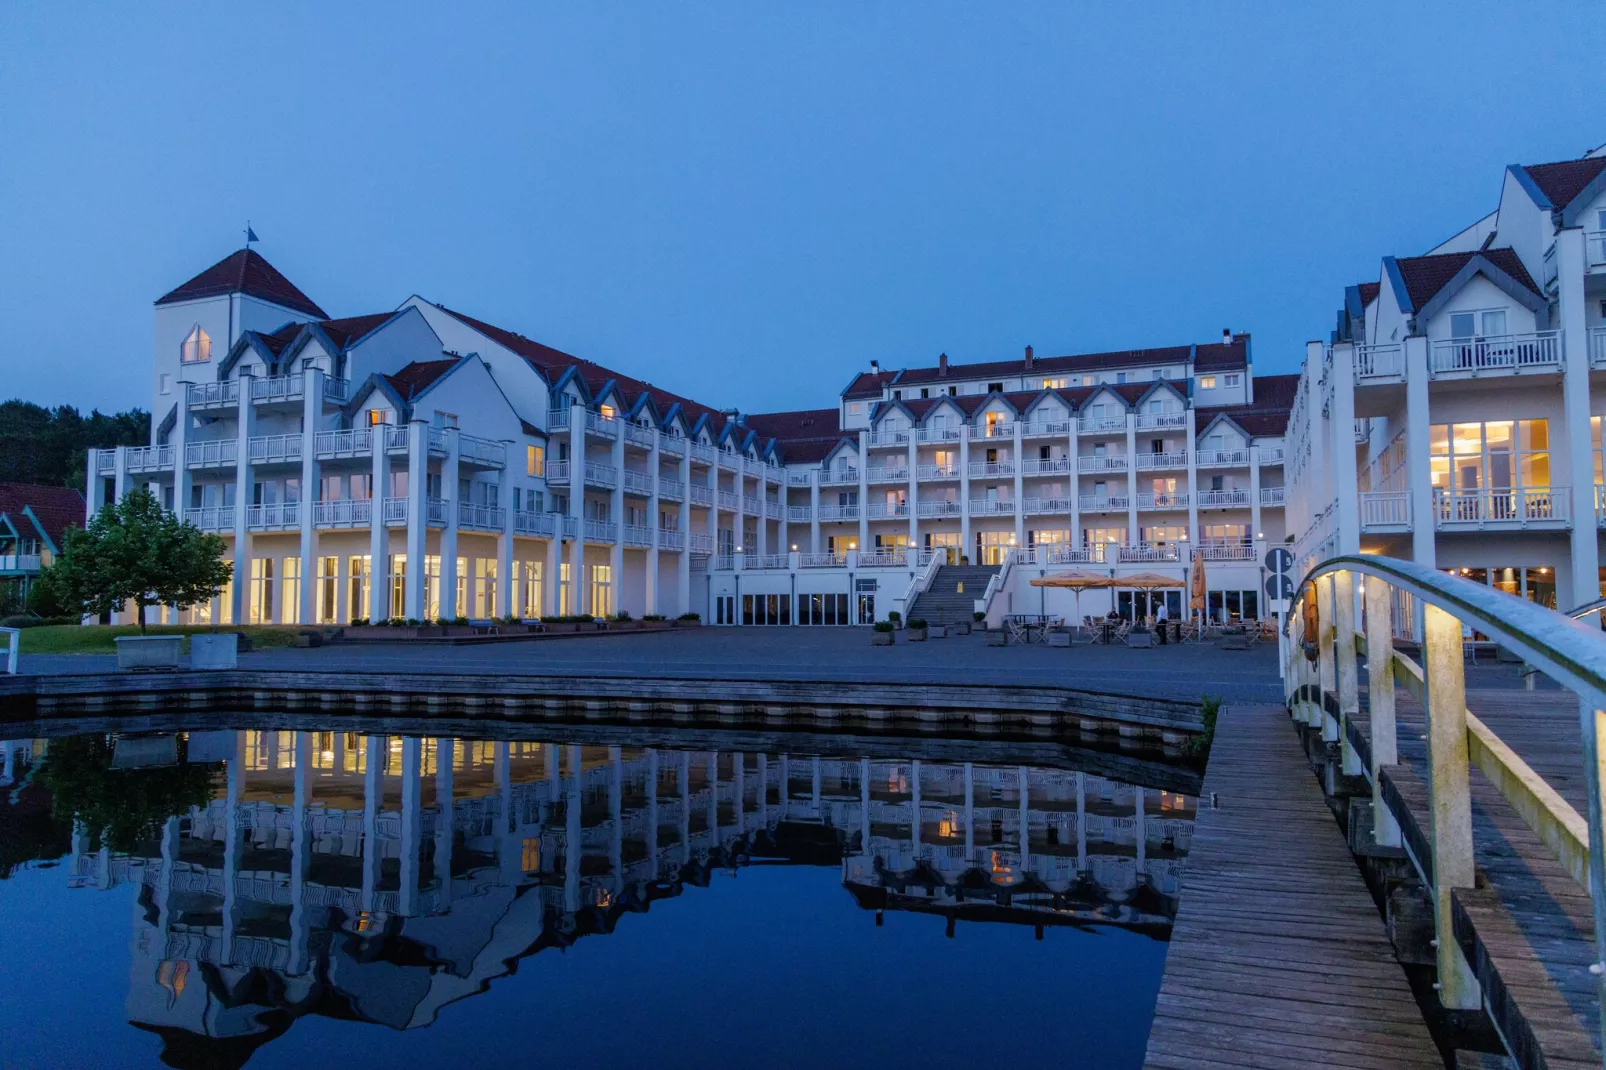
[1,729,1194,1068]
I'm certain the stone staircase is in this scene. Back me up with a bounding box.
[907,564,1001,625]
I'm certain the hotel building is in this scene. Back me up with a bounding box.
[88,250,1289,625]
[1284,143,1606,612]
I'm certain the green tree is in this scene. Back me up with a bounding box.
[37,734,220,853]
[0,400,148,490]
[46,488,232,631]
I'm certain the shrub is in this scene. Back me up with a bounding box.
[886,611,901,622]
[872,621,895,633]
[0,613,74,629]
[1184,694,1224,761]
[614,611,633,622]
[643,614,666,621]
[501,613,518,624]
[906,617,927,629]
[677,612,701,621]
[404,618,422,627]
[452,615,469,626]
[973,611,986,622]
[349,617,369,627]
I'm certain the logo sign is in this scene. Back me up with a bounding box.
[1265,574,1295,600]
[1264,547,1293,575]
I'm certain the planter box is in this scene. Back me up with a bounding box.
[1047,631,1071,648]
[906,626,928,642]
[116,635,182,670]
[190,632,239,669]
[953,621,971,636]
[871,630,894,646]
[540,622,580,633]
[674,619,702,628]
[929,625,947,639]
[985,630,1007,647]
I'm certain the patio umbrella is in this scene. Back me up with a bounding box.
[1029,570,1113,640]
[1110,571,1185,631]
[1190,550,1208,638]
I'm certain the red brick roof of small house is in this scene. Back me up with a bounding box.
[1392,248,1540,311]
[0,483,85,548]
[1517,156,1606,211]
[156,249,328,319]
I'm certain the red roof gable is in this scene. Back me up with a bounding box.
[0,483,85,548]
[742,408,840,440]
[156,249,327,318]
[317,312,395,351]
[1392,248,1540,312]
[1518,156,1606,211]
[382,359,458,400]
[1357,282,1380,306]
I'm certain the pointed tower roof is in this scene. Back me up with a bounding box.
[156,249,327,318]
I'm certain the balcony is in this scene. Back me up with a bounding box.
[383,497,408,524]
[788,471,813,486]
[513,510,556,537]
[125,445,174,472]
[459,502,505,531]
[688,532,715,554]
[1078,495,1130,512]
[184,506,235,532]
[622,470,654,495]
[314,428,373,459]
[246,502,300,531]
[741,495,762,513]
[187,381,241,408]
[690,485,714,506]
[1046,543,1107,564]
[1198,540,1254,562]
[967,498,1015,515]
[425,497,449,525]
[584,463,618,490]
[917,499,963,518]
[866,465,909,483]
[745,553,790,570]
[1134,451,1187,471]
[1135,412,1186,432]
[0,553,43,573]
[624,423,656,449]
[866,430,909,448]
[583,519,618,543]
[313,499,372,528]
[1078,416,1126,435]
[1260,486,1286,506]
[659,477,685,501]
[96,451,115,473]
[1022,420,1071,438]
[659,434,685,457]
[623,524,654,548]
[800,552,846,568]
[1598,484,1605,527]
[1078,455,1127,473]
[1428,331,1561,377]
[1020,457,1072,476]
[764,500,782,519]
[386,426,412,451]
[689,442,716,465]
[968,460,1014,478]
[250,375,305,405]
[561,516,579,539]
[585,412,619,440]
[974,420,1016,439]
[1589,231,1606,270]
[866,502,909,519]
[1432,487,1569,528]
[1118,542,1181,563]
[1355,343,1404,382]
[547,406,571,429]
[1022,497,1072,515]
[545,459,570,485]
[717,450,739,471]
[1196,489,1251,508]
[1360,491,1410,530]
[1137,492,1188,510]
[915,426,962,443]
[1195,449,1249,468]
[917,464,959,481]
[458,434,505,468]
[819,467,859,486]
[185,439,238,469]
[1259,447,1285,466]
[658,528,685,550]
[716,490,740,510]
[712,554,735,571]
[786,505,812,522]
[1590,326,1606,369]
[818,505,859,522]
[858,550,906,568]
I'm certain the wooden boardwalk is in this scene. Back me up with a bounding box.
[1142,704,1441,1069]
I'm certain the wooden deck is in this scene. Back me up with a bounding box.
[1142,704,1441,1069]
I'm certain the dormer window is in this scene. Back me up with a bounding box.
[599,404,616,419]
[367,409,391,426]
[1200,375,1217,390]
[1041,376,1067,389]
[1450,309,1506,339]
[987,382,1004,394]
[180,326,211,363]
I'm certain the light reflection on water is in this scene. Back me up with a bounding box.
[0,726,1195,1069]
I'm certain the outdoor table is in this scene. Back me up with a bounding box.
[1100,621,1116,644]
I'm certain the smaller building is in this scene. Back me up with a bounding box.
[0,483,84,612]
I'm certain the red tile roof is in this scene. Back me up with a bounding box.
[316,312,395,351]
[156,249,327,318]
[844,370,898,400]
[1392,248,1540,312]
[742,408,840,441]
[0,483,85,548]
[1518,157,1606,210]
[1357,282,1380,306]
[381,359,458,400]
[1195,374,1300,439]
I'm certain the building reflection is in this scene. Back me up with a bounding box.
[6,731,1194,1067]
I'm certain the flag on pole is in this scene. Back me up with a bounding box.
[245,224,259,245]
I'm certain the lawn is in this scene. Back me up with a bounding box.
[17,624,304,655]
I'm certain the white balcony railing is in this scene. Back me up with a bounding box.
[1022,420,1072,437]
[125,445,174,471]
[458,502,505,530]
[246,502,300,530]
[248,434,303,464]
[800,552,846,568]
[0,553,43,572]
[458,434,506,467]
[788,471,813,485]
[818,505,859,522]
[1195,448,1249,468]
[689,442,716,465]
[716,490,740,510]
[858,550,906,568]
[866,465,910,483]
[1134,413,1187,431]
[386,426,411,451]
[1077,495,1130,511]
[1198,540,1255,561]
[1137,493,1188,510]
[624,423,656,449]
[583,519,618,543]
[974,420,1015,439]
[690,485,714,506]
[1134,451,1187,470]
[1360,491,1410,528]
[250,375,304,403]
[513,510,556,537]
[584,463,618,489]
[314,428,373,457]
[658,528,685,550]
[659,477,685,500]
[866,502,909,519]
[712,554,735,571]
[585,412,619,439]
[383,497,408,523]
[1597,484,1606,527]
[185,439,238,468]
[622,470,654,495]
[1078,455,1126,473]
[1432,487,1569,527]
[717,450,738,470]
[819,467,859,486]
[187,381,241,408]
[547,406,572,429]
[1260,486,1286,506]
[916,499,963,517]
[1259,447,1285,466]
[1118,542,1181,563]
[561,516,579,539]
[786,505,812,522]
[1196,489,1251,507]
[967,498,1016,515]
[1428,331,1561,376]
[659,433,685,456]
[1046,543,1106,564]
[1590,326,1606,369]
[968,461,1014,478]
[426,497,449,525]
[1588,231,1606,270]
[623,524,653,548]
[741,495,762,514]
[184,506,235,532]
[915,426,962,443]
[313,498,371,527]
[688,532,714,553]
[867,430,909,447]
[917,464,959,481]
[1022,497,1072,514]
[1020,457,1072,476]
[545,459,570,484]
[1078,416,1126,435]
[1355,343,1404,381]
[764,500,782,519]
[95,450,115,472]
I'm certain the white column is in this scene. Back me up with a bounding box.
[440,429,461,618]
[646,434,661,615]
[1184,407,1200,547]
[677,443,692,614]
[545,527,563,617]
[570,414,588,616]
[1012,422,1025,548]
[1403,335,1435,568]
[856,431,869,553]
[1557,227,1600,608]
[705,452,719,559]
[809,472,820,553]
[1068,420,1080,551]
[1249,445,1264,544]
[1125,411,1139,550]
[608,425,624,614]
[959,427,972,559]
[231,374,256,625]
[906,436,919,551]
[754,468,767,559]
[405,422,428,620]
[297,375,323,624]
[368,425,390,621]
[496,462,515,617]
[1330,343,1361,556]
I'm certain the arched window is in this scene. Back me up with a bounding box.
[180,326,211,363]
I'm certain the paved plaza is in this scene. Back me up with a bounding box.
[20,627,1292,704]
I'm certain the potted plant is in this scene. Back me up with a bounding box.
[871,620,895,646]
[905,617,928,642]
[886,610,902,630]
[643,614,669,629]
[612,610,635,629]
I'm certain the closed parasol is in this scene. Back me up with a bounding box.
[1190,550,1208,637]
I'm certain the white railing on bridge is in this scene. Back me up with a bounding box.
[1432,486,1569,527]
[313,499,371,527]
[1429,331,1561,376]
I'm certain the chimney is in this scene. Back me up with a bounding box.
[1222,328,1232,346]
[870,359,880,375]
[1024,345,1034,370]
[938,353,948,377]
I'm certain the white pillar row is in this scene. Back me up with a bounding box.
[404,422,428,621]
[367,424,391,623]
[230,373,256,626]
[1556,226,1600,609]
[857,430,870,554]
[645,433,661,615]
[569,410,588,617]
[440,429,461,619]
[297,374,324,625]
[958,428,972,560]
[676,441,691,614]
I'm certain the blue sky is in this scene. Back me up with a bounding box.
[2,2,1601,415]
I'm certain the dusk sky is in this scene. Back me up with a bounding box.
[3,2,1601,416]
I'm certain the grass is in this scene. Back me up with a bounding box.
[18,624,304,655]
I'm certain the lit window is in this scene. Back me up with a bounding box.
[522,837,540,872]
[1041,377,1067,389]
[180,326,211,363]
[848,402,864,416]
[1200,375,1217,389]
[367,409,390,426]
[526,443,545,477]
[1082,375,1093,386]
[599,404,616,419]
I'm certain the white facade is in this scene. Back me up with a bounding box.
[1285,145,1606,613]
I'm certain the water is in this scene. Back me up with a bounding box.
[0,724,1195,1069]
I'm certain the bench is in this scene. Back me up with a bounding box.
[468,619,500,636]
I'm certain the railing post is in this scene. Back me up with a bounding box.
[1576,690,1606,1044]
[1363,576,1401,848]
[1334,570,1365,776]
[1317,575,1338,743]
[1422,603,1481,1010]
